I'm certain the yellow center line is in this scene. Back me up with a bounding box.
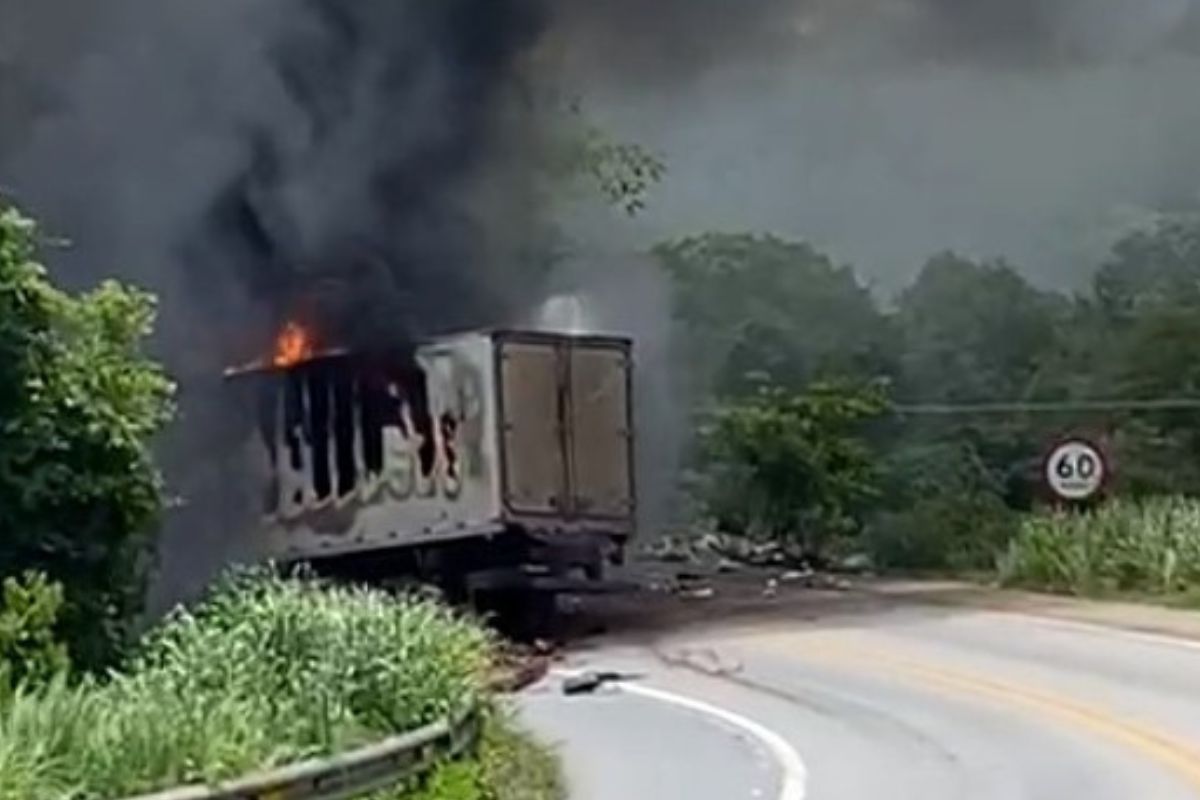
[760,634,1200,790]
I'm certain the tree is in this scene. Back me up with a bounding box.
[1081,216,1200,496]
[542,116,666,217]
[895,252,1065,404]
[701,382,886,556]
[0,203,174,670]
[886,254,1073,516]
[492,100,667,301]
[1085,216,1200,400]
[661,222,1200,571]
[1093,215,1200,321]
[656,233,895,398]
[867,439,1019,571]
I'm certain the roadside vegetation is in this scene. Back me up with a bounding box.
[405,714,564,800]
[1000,498,1200,603]
[0,572,562,800]
[0,204,174,672]
[0,201,561,800]
[662,220,1200,604]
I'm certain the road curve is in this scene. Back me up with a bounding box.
[520,593,1200,799]
[520,672,785,800]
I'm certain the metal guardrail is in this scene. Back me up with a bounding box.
[121,706,481,800]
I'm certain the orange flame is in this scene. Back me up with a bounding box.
[273,321,314,368]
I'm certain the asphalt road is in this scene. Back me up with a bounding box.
[519,592,1200,799]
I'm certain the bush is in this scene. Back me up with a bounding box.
[0,573,492,799]
[700,382,885,555]
[0,203,175,671]
[998,497,1200,597]
[0,573,70,699]
[473,714,564,800]
[868,491,1019,573]
[400,714,564,800]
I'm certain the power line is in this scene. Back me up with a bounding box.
[891,399,1200,415]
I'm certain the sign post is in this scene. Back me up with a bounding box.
[1043,437,1108,504]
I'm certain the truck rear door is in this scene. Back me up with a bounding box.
[567,341,633,519]
[497,337,567,516]
[496,333,634,524]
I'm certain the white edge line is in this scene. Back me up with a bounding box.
[550,669,807,800]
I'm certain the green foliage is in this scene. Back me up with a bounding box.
[0,202,175,670]
[1083,216,1200,496]
[0,573,492,799]
[885,255,1073,537]
[656,233,896,398]
[571,128,665,217]
[539,101,666,217]
[0,573,70,698]
[868,492,1018,573]
[999,497,1200,598]
[661,221,1200,576]
[895,253,1065,403]
[473,714,564,800]
[399,715,564,800]
[403,759,485,800]
[504,103,666,297]
[702,382,886,554]
[1093,214,1200,319]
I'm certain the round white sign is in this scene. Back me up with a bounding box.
[1045,439,1107,502]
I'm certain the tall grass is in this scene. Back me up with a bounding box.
[999,497,1200,598]
[0,572,492,800]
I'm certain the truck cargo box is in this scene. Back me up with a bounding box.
[235,330,635,562]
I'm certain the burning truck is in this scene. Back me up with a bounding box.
[225,323,635,621]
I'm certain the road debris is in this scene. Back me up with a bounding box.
[490,642,555,692]
[660,646,744,677]
[840,553,873,574]
[681,586,716,600]
[562,673,605,695]
[561,670,643,696]
[643,531,830,572]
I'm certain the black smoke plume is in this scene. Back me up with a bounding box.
[8,0,1200,601]
[1,0,554,362]
[1,0,557,604]
[10,1,1200,356]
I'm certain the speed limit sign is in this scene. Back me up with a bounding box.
[1044,438,1108,502]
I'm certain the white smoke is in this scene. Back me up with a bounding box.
[535,293,596,334]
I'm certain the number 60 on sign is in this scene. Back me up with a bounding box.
[1044,438,1108,503]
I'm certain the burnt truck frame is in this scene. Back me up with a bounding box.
[226,329,636,604]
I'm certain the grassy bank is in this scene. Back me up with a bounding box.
[0,572,562,800]
[407,714,564,800]
[999,497,1200,603]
